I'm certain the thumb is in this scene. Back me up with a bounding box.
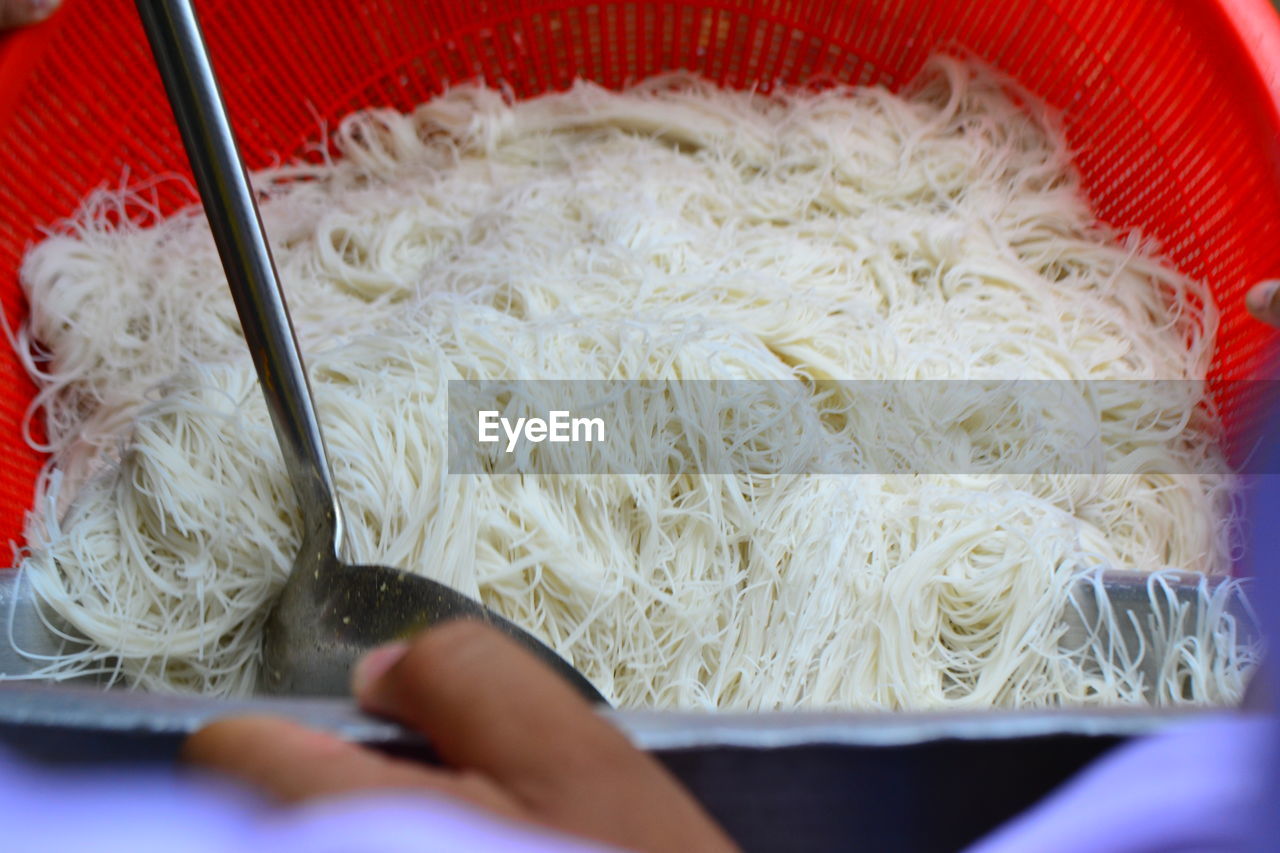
[0,0,61,29]
[351,621,738,853]
[1246,280,1280,328]
[351,620,653,799]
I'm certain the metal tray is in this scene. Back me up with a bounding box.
[0,567,1261,746]
[0,567,1265,852]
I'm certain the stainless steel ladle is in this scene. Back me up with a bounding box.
[135,0,606,702]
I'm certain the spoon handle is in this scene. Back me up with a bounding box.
[136,0,345,555]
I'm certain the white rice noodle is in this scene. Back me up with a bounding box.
[3,58,1256,707]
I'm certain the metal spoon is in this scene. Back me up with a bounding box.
[135,0,606,702]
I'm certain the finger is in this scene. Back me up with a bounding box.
[354,621,737,852]
[182,714,524,819]
[355,622,646,793]
[0,0,61,28]
[1245,280,1280,327]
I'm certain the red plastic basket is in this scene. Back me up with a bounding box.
[1,0,1279,551]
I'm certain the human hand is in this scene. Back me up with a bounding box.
[1246,280,1280,328]
[0,0,60,29]
[184,621,739,853]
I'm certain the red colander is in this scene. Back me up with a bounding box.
[0,0,1278,551]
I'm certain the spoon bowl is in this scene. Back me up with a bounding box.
[261,538,606,699]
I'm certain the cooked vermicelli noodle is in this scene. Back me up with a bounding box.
[4,59,1257,706]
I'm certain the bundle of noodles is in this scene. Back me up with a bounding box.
[4,58,1257,707]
